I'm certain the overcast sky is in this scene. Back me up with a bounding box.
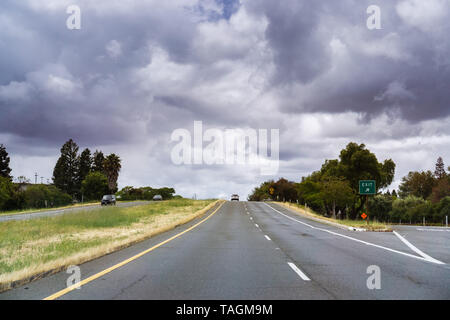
[1,0,449,199]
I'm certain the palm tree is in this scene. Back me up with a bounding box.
[103,154,121,193]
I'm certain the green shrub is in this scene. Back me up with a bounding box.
[433,196,450,223]
[116,186,176,201]
[21,185,72,209]
[0,176,15,210]
[406,202,434,223]
[389,195,425,223]
[81,172,109,201]
[368,194,393,221]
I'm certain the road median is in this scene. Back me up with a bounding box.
[0,198,222,293]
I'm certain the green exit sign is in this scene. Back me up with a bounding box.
[359,180,376,195]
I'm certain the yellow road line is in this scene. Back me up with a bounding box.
[43,201,225,300]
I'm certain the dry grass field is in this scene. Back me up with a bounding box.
[0,198,220,291]
[276,202,391,231]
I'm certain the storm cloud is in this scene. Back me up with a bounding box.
[0,0,449,198]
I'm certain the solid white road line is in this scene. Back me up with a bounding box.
[287,262,311,281]
[255,224,259,228]
[264,235,271,241]
[416,228,450,232]
[393,231,444,264]
[263,203,445,265]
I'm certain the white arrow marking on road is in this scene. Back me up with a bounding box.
[263,203,445,265]
[287,262,311,281]
[393,231,443,264]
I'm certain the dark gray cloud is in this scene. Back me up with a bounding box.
[255,0,332,84]
[0,0,449,198]
[245,0,450,122]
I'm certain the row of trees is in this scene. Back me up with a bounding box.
[397,157,449,203]
[0,184,73,210]
[1,142,180,210]
[368,156,450,224]
[116,186,176,201]
[367,194,450,224]
[52,139,122,200]
[0,140,123,210]
[248,142,450,224]
[249,143,395,219]
[0,144,73,210]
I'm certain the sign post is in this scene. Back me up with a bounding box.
[359,180,376,225]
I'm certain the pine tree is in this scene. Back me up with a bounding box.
[53,139,80,197]
[78,148,92,187]
[0,144,12,180]
[52,156,67,191]
[434,157,446,180]
[92,150,105,173]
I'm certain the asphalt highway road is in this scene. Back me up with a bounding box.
[0,201,152,222]
[390,224,450,264]
[1,201,449,300]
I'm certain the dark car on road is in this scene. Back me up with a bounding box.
[101,195,116,206]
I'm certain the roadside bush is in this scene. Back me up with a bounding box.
[22,185,72,209]
[406,201,434,224]
[389,195,425,223]
[368,194,393,221]
[433,196,450,223]
[81,172,109,201]
[305,192,326,214]
[116,186,175,201]
[0,176,15,210]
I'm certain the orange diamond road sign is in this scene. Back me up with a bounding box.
[361,213,367,219]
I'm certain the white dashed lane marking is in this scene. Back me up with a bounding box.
[287,262,311,281]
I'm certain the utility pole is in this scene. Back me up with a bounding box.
[35,172,38,184]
